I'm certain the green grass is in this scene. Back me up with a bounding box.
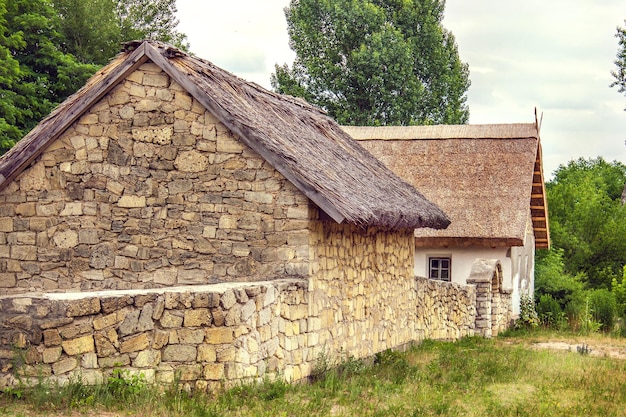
[3,332,626,416]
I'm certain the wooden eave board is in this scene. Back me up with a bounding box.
[530,140,550,249]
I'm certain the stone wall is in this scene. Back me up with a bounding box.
[308,222,417,359]
[467,259,513,337]
[0,280,316,391]
[414,276,476,340]
[0,62,312,295]
[0,271,504,390]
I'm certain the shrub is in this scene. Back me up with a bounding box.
[564,298,585,331]
[588,289,617,332]
[535,249,587,310]
[611,266,626,318]
[536,294,564,329]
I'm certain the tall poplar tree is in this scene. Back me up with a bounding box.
[271,0,470,126]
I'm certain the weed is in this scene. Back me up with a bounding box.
[580,298,603,334]
[517,294,540,329]
[104,368,146,400]
[576,343,591,355]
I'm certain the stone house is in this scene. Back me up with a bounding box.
[0,40,449,296]
[344,123,550,318]
[0,41,468,388]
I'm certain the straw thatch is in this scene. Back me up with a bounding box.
[0,40,449,231]
[343,124,550,249]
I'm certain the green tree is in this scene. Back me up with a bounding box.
[0,1,24,150]
[53,0,188,66]
[271,0,470,126]
[535,248,586,310]
[611,20,626,103]
[52,0,119,65]
[115,0,188,51]
[0,0,97,153]
[545,157,626,289]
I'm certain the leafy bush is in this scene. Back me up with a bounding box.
[535,248,586,310]
[611,266,626,318]
[105,368,146,400]
[536,294,564,329]
[588,289,617,332]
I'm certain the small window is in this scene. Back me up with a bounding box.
[429,257,451,281]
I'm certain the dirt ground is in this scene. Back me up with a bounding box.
[506,333,626,360]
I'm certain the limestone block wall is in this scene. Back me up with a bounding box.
[491,290,513,336]
[468,278,514,338]
[0,272,508,390]
[414,276,476,340]
[0,62,312,295]
[0,280,316,391]
[308,222,417,359]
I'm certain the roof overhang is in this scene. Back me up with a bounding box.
[414,236,524,249]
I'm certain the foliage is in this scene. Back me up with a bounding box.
[611,20,626,105]
[587,289,617,332]
[115,0,188,50]
[272,0,470,126]
[104,368,146,400]
[516,294,539,329]
[51,0,119,65]
[52,0,189,66]
[535,248,587,310]
[544,157,626,290]
[0,0,97,153]
[578,297,603,335]
[536,294,564,329]
[611,266,626,318]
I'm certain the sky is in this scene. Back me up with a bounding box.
[175,0,626,178]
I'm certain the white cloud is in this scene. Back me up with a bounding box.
[176,0,294,86]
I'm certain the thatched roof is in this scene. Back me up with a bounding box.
[0,40,449,231]
[344,124,550,249]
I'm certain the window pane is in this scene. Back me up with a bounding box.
[428,257,451,281]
